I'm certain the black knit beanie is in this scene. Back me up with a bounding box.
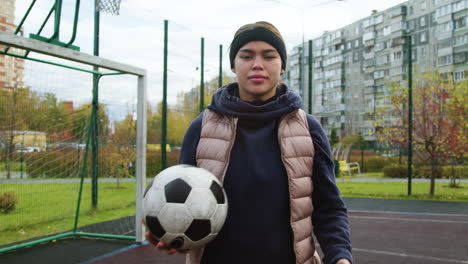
[229,27,287,70]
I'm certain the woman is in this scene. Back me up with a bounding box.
[147,21,352,264]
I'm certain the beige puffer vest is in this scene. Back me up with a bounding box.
[187,109,321,264]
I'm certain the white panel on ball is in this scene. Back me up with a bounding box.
[181,171,214,188]
[152,167,184,188]
[185,188,217,219]
[211,204,228,233]
[158,204,193,233]
[143,186,165,216]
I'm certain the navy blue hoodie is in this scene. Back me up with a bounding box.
[179,83,352,264]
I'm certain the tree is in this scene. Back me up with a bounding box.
[329,126,339,147]
[103,113,136,188]
[0,86,40,179]
[376,71,467,195]
[70,103,110,142]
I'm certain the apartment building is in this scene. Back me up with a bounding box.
[0,0,24,90]
[285,0,468,144]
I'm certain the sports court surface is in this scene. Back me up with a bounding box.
[1,197,467,264]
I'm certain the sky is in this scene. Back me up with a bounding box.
[11,0,406,120]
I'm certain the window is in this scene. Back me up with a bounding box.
[453,0,467,12]
[454,34,468,46]
[436,4,452,18]
[347,42,352,49]
[454,70,466,81]
[354,39,360,48]
[420,31,428,42]
[383,26,391,36]
[454,52,466,63]
[421,47,427,57]
[437,21,453,33]
[394,51,402,60]
[420,16,427,27]
[353,51,360,61]
[421,1,427,10]
[407,20,415,31]
[437,54,453,65]
[454,16,467,29]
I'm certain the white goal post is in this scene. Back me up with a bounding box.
[0,31,148,243]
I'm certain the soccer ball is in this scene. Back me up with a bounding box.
[143,164,228,250]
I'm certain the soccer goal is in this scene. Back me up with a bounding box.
[0,1,147,253]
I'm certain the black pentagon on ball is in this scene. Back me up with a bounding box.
[165,178,192,203]
[145,215,166,239]
[210,181,225,204]
[185,219,211,242]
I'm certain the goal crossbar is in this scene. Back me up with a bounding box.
[0,32,145,76]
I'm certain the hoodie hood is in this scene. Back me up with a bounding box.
[207,82,302,122]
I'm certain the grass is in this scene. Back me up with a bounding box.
[0,181,136,245]
[338,181,468,202]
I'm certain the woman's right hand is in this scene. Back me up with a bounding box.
[145,231,179,254]
[145,230,190,255]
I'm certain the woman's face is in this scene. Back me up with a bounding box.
[232,41,283,102]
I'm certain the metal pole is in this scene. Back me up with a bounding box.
[91,0,100,208]
[91,76,99,208]
[200,37,205,112]
[308,40,313,114]
[53,0,63,40]
[135,74,147,243]
[162,20,168,170]
[407,35,413,196]
[20,134,24,179]
[219,44,223,88]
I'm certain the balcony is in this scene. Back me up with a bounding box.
[389,6,407,18]
[365,66,375,74]
[437,47,453,57]
[436,14,452,24]
[363,52,375,60]
[391,37,405,47]
[436,31,453,40]
[364,87,375,95]
[332,36,345,45]
[364,39,375,47]
[364,79,375,87]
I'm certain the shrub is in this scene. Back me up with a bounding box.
[146,149,180,177]
[383,164,407,178]
[414,165,467,179]
[0,192,17,213]
[414,166,442,179]
[442,165,468,179]
[359,156,399,173]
